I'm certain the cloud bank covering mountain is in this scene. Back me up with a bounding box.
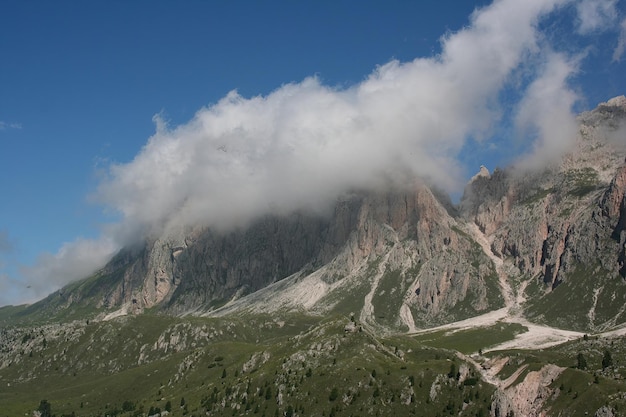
[3,0,626,306]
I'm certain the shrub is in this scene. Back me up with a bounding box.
[329,387,339,401]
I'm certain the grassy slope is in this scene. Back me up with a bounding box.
[524,264,626,332]
[0,313,496,417]
[3,309,626,416]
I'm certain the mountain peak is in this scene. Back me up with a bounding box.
[603,95,626,108]
[471,165,491,182]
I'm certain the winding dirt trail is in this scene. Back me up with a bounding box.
[466,223,514,310]
[360,249,392,326]
[362,228,404,329]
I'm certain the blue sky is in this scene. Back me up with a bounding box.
[1,0,626,306]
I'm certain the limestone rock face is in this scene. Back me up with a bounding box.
[601,166,626,220]
[200,182,501,328]
[44,179,502,327]
[460,167,511,236]
[97,213,335,313]
[490,365,564,417]
[595,406,616,417]
[319,184,502,327]
[166,214,333,313]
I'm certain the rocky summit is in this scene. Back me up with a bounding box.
[1,97,626,417]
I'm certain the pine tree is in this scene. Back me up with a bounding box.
[448,363,457,379]
[329,387,339,401]
[602,350,613,369]
[37,400,52,417]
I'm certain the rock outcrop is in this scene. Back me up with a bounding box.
[490,365,564,417]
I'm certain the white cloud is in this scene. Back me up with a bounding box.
[613,17,626,61]
[576,0,618,33]
[0,121,22,130]
[96,0,575,242]
[18,237,118,302]
[514,52,581,170]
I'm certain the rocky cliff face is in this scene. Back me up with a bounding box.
[86,213,336,314]
[490,364,564,417]
[34,179,503,329]
[180,182,502,329]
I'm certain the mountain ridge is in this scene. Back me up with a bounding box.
[5,96,626,335]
